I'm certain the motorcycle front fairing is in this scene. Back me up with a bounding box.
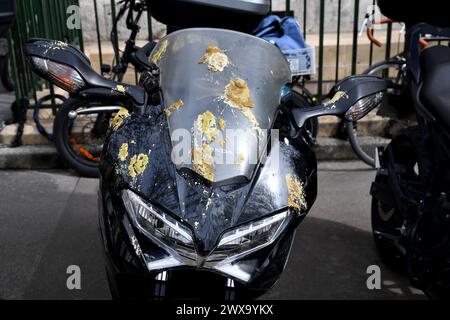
[99,29,318,291]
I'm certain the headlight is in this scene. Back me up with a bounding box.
[31,56,85,92]
[122,190,194,249]
[211,210,290,261]
[345,92,384,121]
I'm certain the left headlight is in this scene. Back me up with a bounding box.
[122,190,194,248]
[31,57,85,93]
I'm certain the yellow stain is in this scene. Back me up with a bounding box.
[285,174,307,214]
[151,40,168,66]
[114,85,126,94]
[196,111,219,143]
[110,108,130,131]
[129,154,149,178]
[118,143,129,161]
[235,153,246,165]
[164,99,184,117]
[192,144,215,182]
[198,45,230,72]
[218,117,226,131]
[224,78,254,109]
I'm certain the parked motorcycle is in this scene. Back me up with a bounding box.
[370,1,450,299]
[25,27,386,298]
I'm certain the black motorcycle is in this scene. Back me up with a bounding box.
[25,26,386,298]
[370,1,450,299]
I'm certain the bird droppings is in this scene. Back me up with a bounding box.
[218,117,226,131]
[110,108,130,131]
[113,84,127,95]
[325,91,349,109]
[192,144,215,182]
[129,154,149,178]
[151,40,168,66]
[235,153,246,165]
[195,110,219,143]
[164,99,184,117]
[223,79,261,130]
[198,45,230,72]
[285,174,307,214]
[118,143,129,161]
[224,78,254,109]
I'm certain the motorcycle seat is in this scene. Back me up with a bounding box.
[420,45,450,126]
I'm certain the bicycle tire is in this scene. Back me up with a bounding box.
[33,94,66,141]
[54,98,118,178]
[346,59,406,167]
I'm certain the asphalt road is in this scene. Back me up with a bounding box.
[0,162,426,300]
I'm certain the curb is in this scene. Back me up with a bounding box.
[0,145,64,170]
[315,137,389,161]
[0,137,390,170]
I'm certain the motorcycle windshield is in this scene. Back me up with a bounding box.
[150,28,291,184]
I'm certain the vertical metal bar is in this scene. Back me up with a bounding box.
[318,0,325,99]
[369,40,374,66]
[368,0,375,66]
[303,0,307,40]
[94,0,104,67]
[385,22,393,60]
[17,0,31,98]
[285,0,290,15]
[75,0,84,51]
[48,0,57,39]
[110,0,120,65]
[54,0,63,40]
[351,0,360,75]
[335,0,342,83]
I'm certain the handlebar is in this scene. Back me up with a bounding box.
[364,18,429,47]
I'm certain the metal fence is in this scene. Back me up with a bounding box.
[7,0,397,103]
[6,0,82,107]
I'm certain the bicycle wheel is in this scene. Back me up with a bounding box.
[54,98,124,177]
[33,94,66,141]
[346,59,407,167]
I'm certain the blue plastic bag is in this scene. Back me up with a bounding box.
[253,15,307,50]
[254,15,315,76]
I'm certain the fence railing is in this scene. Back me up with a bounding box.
[7,0,82,108]
[7,0,398,104]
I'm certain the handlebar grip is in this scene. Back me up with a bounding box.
[367,27,383,47]
[419,38,429,47]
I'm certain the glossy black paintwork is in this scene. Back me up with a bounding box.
[100,104,317,254]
